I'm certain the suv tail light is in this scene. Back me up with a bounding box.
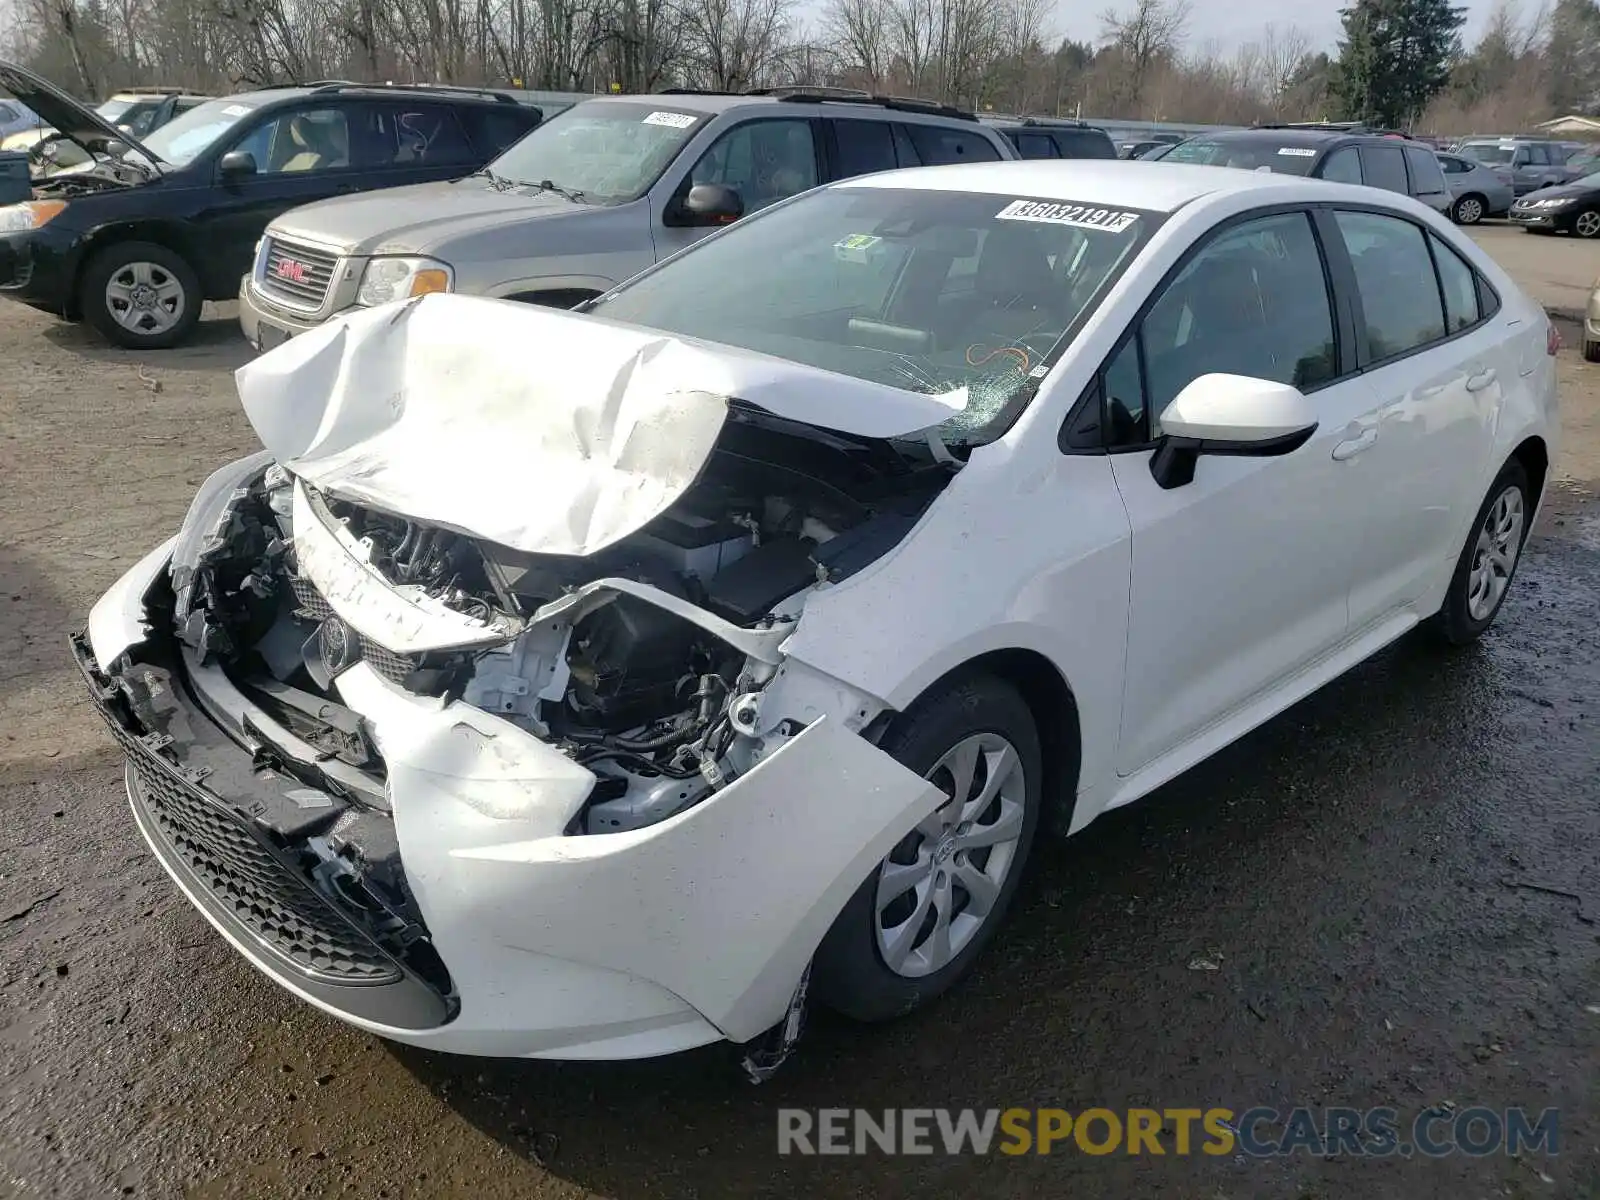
[1548,321,1561,356]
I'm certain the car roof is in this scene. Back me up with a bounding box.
[223,84,526,107]
[574,91,983,125]
[980,115,1103,130]
[833,159,1344,212]
[1457,135,1555,144]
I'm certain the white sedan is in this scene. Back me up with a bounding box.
[78,160,1558,1072]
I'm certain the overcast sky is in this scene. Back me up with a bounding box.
[1042,0,1497,56]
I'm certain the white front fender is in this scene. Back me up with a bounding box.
[397,713,941,1043]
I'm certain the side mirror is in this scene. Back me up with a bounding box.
[676,183,743,227]
[1150,373,1318,490]
[105,139,129,159]
[219,150,258,179]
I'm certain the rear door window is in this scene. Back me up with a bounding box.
[831,119,898,179]
[1320,146,1363,183]
[1333,210,1446,359]
[1014,132,1058,159]
[906,124,1002,165]
[365,103,477,167]
[1429,233,1481,332]
[459,105,540,156]
[1359,144,1408,194]
[1404,146,1448,200]
[1055,129,1116,159]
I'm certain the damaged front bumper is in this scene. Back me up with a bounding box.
[79,537,940,1060]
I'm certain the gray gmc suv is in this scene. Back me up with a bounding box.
[239,89,1016,348]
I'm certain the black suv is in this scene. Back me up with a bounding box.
[1162,127,1452,215]
[981,115,1117,160]
[0,63,542,347]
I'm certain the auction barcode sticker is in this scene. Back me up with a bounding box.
[995,200,1140,233]
[643,111,697,129]
[1277,147,1317,157]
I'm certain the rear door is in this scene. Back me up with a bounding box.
[354,100,483,187]
[1013,131,1058,160]
[1324,209,1511,630]
[1053,128,1117,159]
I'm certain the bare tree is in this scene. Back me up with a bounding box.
[1099,0,1189,109]
[823,0,890,88]
[677,0,795,90]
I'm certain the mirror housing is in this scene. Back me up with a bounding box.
[104,139,129,159]
[219,150,258,179]
[675,183,743,227]
[1150,373,1318,490]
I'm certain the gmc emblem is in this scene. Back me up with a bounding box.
[274,258,308,284]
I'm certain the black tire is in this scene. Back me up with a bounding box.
[1572,208,1600,239]
[80,240,202,349]
[812,674,1042,1022]
[1585,339,1600,364]
[1451,193,1486,225]
[1430,461,1532,646]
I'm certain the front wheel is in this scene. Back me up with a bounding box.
[80,241,201,349]
[1430,461,1531,645]
[1451,194,1485,225]
[1572,208,1600,239]
[812,674,1042,1022]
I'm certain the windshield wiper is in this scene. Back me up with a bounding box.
[516,178,586,204]
[468,167,515,192]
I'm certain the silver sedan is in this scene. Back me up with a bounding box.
[1438,153,1515,224]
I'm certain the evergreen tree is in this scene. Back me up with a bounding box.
[1332,0,1466,127]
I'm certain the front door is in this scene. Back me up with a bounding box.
[189,103,367,292]
[1104,210,1377,774]
[652,117,821,262]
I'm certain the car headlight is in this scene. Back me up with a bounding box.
[356,256,453,306]
[0,200,67,232]
[1543,197,1576,208]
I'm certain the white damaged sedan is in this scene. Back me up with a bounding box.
[78,161,1559,1072]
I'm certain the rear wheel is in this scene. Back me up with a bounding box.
[1430,461,1531,645]
[1585,339,1600,363]
[812,674,1041,1022]
[1451,194,1485,224]
[1573,208,1600,239]
[80,240,201,348]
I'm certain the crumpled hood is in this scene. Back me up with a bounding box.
[269,178,584,256]
[234,294,966,557]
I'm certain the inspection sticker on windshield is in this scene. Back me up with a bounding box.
[995,200,1139,233]
[1277,147,1317,157]
[834,232,884,262]
[643,110,696,129]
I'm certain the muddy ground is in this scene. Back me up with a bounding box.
[2,240,1599,1199]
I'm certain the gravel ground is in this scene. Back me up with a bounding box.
[1,277,1598,1200]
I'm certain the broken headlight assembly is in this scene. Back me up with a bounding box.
[356,256,453,306]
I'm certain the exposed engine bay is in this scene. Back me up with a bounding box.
[170,406,952,858]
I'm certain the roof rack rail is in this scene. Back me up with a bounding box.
[1019,115,1091,128]
[753,86,978,121]
[654,87,741,96]
[109,84,206,96]
[305,80,519,104]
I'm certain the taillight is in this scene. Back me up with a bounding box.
[1548,321,1561,356]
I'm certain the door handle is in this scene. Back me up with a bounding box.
[1466,367,1497,392]
[1331,425,1378,461]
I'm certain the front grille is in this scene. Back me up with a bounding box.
[289,575,419,687]
[260,237,338,310]
[127,756,399,983]
[73,647,402,986]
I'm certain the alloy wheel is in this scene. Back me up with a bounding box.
[874,732,1027,979]
[1455,196,1483,224]
[1575,210,1600,238]
[1466,485,1526,622]
[105,261,186,336]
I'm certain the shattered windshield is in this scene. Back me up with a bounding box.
[482,102,707,202]
[1162,137,1320,174]
[589,185,1155,444]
